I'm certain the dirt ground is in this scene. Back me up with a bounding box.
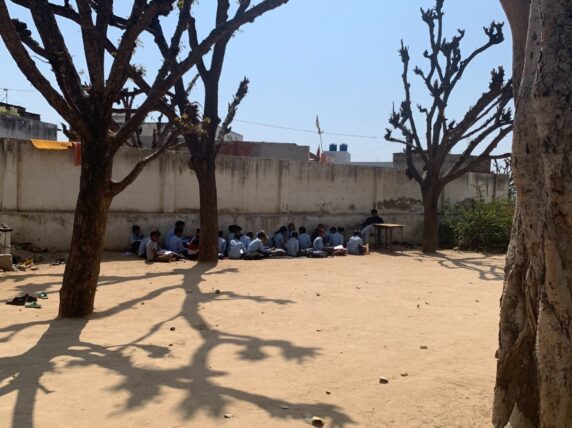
[0,250,505,428]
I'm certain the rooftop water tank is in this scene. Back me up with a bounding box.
[328,144,338,152]
[340,144,348,152]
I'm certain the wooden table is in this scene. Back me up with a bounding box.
[373,223,406,252]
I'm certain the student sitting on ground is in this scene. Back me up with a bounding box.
[165,220,185,244]
[166,226,189,258]
[187,229,200,260]
[138,235,151,258]
[287,223,296,239]
[347,230,368,255]
[329,227,344,247]
[298,226,312,250]
[240,231,253,250]
[130,225,144,254]
[247,231,270,258]
[313,227,334,256]
[146,230,177,263]
[228,232,247,260]
[227,225,242,242]
[312,223,326,242]
[286,231,300,257]
[273,226,288,250]
[218,231,227,259]
[337,227,346,246]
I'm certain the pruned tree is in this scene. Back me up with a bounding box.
[140,0,254,262]
[494,0,572,426]
[0,0,288,318]
[493,157,514,200]
[385,0,513,253]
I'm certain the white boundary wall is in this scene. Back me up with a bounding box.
[0,139,508,250]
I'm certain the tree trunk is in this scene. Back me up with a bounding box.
[195,159,219,263]
[494,0,572,426]
[421,186,440,254]
[59,143,113,318]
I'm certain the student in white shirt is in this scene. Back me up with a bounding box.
[347,230,367,255]
[218,231,227,258]
[228,233,247,260]
[286,232,300,257]
[146,230,176,262]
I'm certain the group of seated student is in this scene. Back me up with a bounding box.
[131,221,200,263]
[216,222,369,260]
[131,215,375,263]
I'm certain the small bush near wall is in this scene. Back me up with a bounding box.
[445,199,515,253]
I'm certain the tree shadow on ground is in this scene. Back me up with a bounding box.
[0,263,354,428]
[419,252,505,282]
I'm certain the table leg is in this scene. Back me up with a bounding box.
[389,229,393,252]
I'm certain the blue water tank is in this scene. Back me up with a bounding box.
[329,144,338,152]
[340,144,348,152]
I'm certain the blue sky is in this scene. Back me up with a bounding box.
[1,0,512,162]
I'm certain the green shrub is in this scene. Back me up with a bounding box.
[445,199,514,253]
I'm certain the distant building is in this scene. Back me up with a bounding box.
[112,114,244,149]
[0,103,57,140]
[219,141,310,162]
[323,143,351,164]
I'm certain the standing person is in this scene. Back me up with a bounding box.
[165,220,186,244]
[286,231,300,257]
[347,230,368,255]
[298,226,312,250]
[228,232,247,260]
[273,226,288,250]
[361,209,384,241]
[218,231,227,259]
[146,230,176,263]
[130,225,144,254]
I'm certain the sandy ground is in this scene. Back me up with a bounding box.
[0,250,505,428]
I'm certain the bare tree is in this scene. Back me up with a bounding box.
[140,0,254,262]
[385,0,513,253]
[494,0,572,426]
[0,0,288,317]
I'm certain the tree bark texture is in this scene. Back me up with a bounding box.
[494,1,572,426]
[194,158,219,263]
[421,186,440,254]
[59,141,113,318]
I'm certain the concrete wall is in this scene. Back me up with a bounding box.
[0,139,509,250]
[0,114,57,141]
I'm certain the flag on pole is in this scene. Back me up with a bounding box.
[315,115,322,134]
